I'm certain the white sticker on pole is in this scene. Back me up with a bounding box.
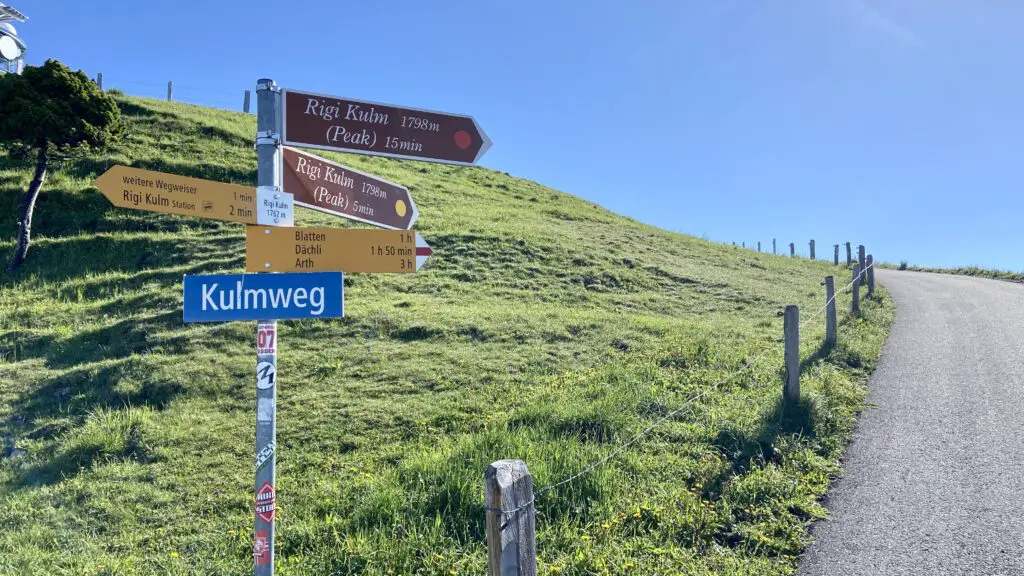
[256,361,276,389]
[255,441,276,469]
[257,397,275,422]
[256,186,294,227]
[257,325,277,355]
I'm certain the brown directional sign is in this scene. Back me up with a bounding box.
[246,227,432,273]
[95,165,294,226]
[282,88,491,165]
[282,146,418,230]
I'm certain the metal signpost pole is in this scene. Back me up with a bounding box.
[253,78,282,575]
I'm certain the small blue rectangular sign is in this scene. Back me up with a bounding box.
[183,272,344,323]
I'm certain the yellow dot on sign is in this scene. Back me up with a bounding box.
[395,199,407,218]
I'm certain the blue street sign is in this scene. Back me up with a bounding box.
[183,272,343,323]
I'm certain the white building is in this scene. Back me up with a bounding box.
[0,3,27,75]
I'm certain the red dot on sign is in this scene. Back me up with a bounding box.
[454,130,472,150]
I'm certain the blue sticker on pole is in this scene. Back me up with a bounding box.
[183,272,343,323]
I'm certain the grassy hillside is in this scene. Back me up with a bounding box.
[0,95,891,575]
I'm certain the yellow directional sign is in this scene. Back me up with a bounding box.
[245,226,432,273]
[95,165,293,226]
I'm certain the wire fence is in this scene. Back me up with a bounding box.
[92,73,251,113]
[487,259,875,549]
[65,72,881,568]
[86,69,874,514]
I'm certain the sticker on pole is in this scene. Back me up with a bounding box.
[255,441,275,471]
[256,361,276,389]
[253,530,270,566]
[256,186,294,227]
[257,325,277,355]
[255,482,276,523]
[257,397,274,423]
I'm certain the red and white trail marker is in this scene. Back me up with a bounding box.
[415,233,432,271]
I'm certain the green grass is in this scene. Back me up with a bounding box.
[0,96,892,575]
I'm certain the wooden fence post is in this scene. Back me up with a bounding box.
[858,245,866,277]
[244,90,251,113]
[852,264,861,313]
[773,239,776,254]
[758,241,761,253]
[96,72,103,90]
[789,243,795,257]
[833,244,839,266]
[824,276,836,345]
[866,255,875,296]
[845,242,852,265]
[784,305,800,402]
[167,80,173,102]
[742,241,745,249]
[485,460,537,576]
[809,239,815,260]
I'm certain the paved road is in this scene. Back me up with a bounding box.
[799,270,1024,576]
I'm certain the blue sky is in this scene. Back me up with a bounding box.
[14,1,1024,269]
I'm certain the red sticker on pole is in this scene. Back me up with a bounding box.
[257,325,277,355]
[255,482,276,523]
[253,530,270,566]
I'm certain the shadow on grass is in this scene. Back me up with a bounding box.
[18,438,154,488]
[0,186,111,240]
[760,395,816,440]
[4,310,186,369]
[714,338,844,478]
[712,326,881,490]
[0,170,27,190]
[799,340,834,374]
[117,98,254,148]
[712,394,817,481]
[0,232,240,287]
[7,358,180,488]
[72,253,245,302]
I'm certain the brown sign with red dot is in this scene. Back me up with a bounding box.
[282,88,491,166]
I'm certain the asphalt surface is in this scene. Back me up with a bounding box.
[799,270,1024,576]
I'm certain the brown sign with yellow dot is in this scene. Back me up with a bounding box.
[281,146,418,230]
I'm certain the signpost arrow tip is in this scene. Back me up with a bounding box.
[472,117,492,164]
[407,196,421,230]
[415,233,432,271]
[94,166,121,199]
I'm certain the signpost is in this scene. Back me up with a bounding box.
[253,77,282,576]
[148,76,475,574]
[83,72,485,574]
[244,79,473,574]
[282,88,491,165]
[95,165,293,226]
[246,227,431,273]
[182,272,343,323]
[282,146,418,230]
